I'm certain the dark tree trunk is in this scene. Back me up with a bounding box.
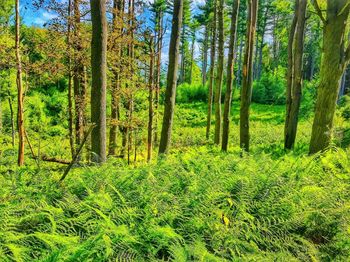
[240,0,258,152]
[214,0,225,145]
[90,0,107,163]
[284,0,307,150]
[222,0,240,151]
[158,0,183,154]
[310,0,350,154]
[15,0,25,166]
[108,0,124,156]
[147,36,155,162]
[202,25,209,87]
[206,0,217,139]
[154,7,163,144]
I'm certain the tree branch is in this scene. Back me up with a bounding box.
[311,0,326,24]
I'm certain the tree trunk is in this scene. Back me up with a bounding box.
[284,0,307,150]
[240,0,258,152]
[202,25,209,87]
[158,0,183,154]
[148,36,155,162]
[15,0,25,166]
[90,0,107,163]
[73,0,86,148]
[222,0,240,151]
[109,0,124,156]
[214,0,224,145]
[67,0,75,159]
[189,33,195,84]
[310,1,350,154]
[237,37,244,86]
[206,0,217,140]
[154,7,163,144]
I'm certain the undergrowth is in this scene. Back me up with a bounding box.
[0,146,349,261]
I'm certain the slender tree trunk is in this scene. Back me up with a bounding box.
[237,37,244,86]
[15,0,25,166]
[310,1,350,154]
[67,0,75,159]
[214,0,224,145]
[148,36,155,162]
[90,0,107,163]
[189,33,195,84]
[240,0,258,152]
[206,0,217,139]
[202,25,209,87]
[154,8,163,144]
[222,0,240,151]
[158,0,183,154]
[109,0,124,155]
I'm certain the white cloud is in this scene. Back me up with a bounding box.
[42,11,58,20]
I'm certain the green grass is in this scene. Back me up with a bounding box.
[0,102,349,261]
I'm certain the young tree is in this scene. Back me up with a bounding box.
[284,0,307,150]
[240,0,258,152]
[206,0,217,139]
[214,0,224,145]
[158,0,183,154]
[309,0,350,154]
[222,0,240,151]
[15,0,25,166]
[90,0,107,162]
[147,34,155,162]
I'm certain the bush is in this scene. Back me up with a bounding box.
[176,83,207,103]
[252,71,286,105]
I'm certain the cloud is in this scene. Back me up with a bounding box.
[42,11,58,20]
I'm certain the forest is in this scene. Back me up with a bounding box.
[0,0,350,261]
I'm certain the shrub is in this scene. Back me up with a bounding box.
[176,83,207,103]
[252,71,286,105]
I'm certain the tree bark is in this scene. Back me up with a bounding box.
[214,0,224,145]
[154,7,163,144]
[222,0,240,151]
[108,0,124,156]
[206,0,217,139]
[310,0,350,154]
[90,0,107,163]
[73,0,86,148]
[240,0,258,152]
[148,36,155,162]
[284,0,307,150]
[15,0,25,166]
[158,0,183,154]
[202,25,209,87]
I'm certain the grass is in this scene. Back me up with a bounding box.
[0,102,349,261]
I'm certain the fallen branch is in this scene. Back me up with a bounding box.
[41,155,70,165]
[59,124,95,182]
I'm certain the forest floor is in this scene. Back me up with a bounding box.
[0,102,350,261]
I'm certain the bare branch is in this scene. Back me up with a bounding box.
[311,0,326,24]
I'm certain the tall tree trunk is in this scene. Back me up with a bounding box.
[237,37,244,86]
[284,0,307,150]
[158,0,183,154]
[310,1,350,154]
[214,0,224,145]
[73,0,86,148]
[206,0,217,139]
[202,25,209,87]
[189,33,195,84]
[222,0,240,151]
[240,0,258,152]
[148,36,155,162]
[154,7,163,144]
[15,0,25,166]
[90,0,107,163]
[109,0,124,155]
[67,0,75,159]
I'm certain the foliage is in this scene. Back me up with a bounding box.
[0,145,349,261]
[252,69,286,105]
[176,83,207,104]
